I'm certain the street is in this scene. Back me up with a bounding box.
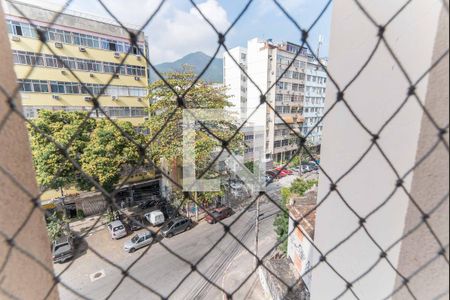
[54,175,307,300]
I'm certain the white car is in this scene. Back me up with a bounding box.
[123,232,154,253]
[145,210,165,226]
[107,220,127,240]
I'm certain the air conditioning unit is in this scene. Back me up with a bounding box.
[137,97,143,102]
[114,52,121,58]
[12,36,21,42]
[52,95,60,100]
[84,96,93,102]
[79,47,87,52]
[61,70,67,75]
[112,96,119,101]
[113,74,120,79]
[134,76,141,81]
[143,117,149,121]
[55,42,63,49]
[90,73,95,78]
[136,55,142,61]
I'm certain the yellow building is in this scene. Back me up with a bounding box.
[4,0,149,126]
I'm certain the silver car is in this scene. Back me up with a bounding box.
[107,220,127,240]
[161,217,192,238]
[123,231,154,253]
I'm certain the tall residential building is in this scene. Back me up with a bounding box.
[223,47,248,122]
[225,38,327,163]
[303,59,327,145]
[3,0,149,126]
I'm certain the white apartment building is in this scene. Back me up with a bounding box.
[225,38,327,163]
[303,59,328,145]
[223,47,248,122]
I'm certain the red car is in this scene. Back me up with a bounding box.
[275,167,293,176]
[205,207,233,224]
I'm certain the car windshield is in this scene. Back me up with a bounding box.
[131,235,140,243]
[113,225,124,232]
[54,243,69,252]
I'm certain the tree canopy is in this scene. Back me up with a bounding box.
[145,70,244,203]
[29,111,141,193]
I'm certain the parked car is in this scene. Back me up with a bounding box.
[138,200,158,210]
[266,171,278,181]
[160,203,178,219]
[145,210,165,226]
[52,236,74,264]
[308,162,319,171]
[205,207,233,224]
[292,167,301,173]
[275,167,293,176]
[161,217,193,238]
[123,231,154,253]
[107,220,127,240]
[230,180,244,190]
[125,215,145,232]
[301,164,312,173]
[274,168,291,177]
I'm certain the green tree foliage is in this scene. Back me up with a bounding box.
[274,179,318,254]
[80,120,141,192]
[289,140,318,167]
[244,161,255,173]
[46,212,69,242]
[145,70,243,204]
[30,111,96,191]
[30,111,140,193]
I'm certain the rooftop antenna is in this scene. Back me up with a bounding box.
[317,34,324,59]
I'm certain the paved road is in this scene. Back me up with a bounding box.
[54,178,298,300]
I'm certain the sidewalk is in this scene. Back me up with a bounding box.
[221,216,278,300]
[70,214,106,237]
[221,252,270,300]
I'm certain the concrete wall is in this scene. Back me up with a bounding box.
[0,4,58,299]
[394,6,449,299]
[287,218,314,292]
[311,0,448,299]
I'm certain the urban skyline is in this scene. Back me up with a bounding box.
[1,0,332,64]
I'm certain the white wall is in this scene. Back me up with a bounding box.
[311,0,445,299]
[247,38,269,156]
[288,217,315,292]
[223,47,247,122]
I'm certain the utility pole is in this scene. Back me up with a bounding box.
[195,192,199,222]
[254,195,261,269]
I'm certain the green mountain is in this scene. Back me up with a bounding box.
[150,52,223,83]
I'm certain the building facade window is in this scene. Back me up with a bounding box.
[12,50,145,76]
[18,79,147,97]
[21,106,146,119]
[6,20,145,54]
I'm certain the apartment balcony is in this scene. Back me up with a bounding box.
[273,143,299,154]
[275,114,305,125]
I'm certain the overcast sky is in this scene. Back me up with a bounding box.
[6,0,333,64]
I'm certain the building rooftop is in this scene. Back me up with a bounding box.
[3,0,144,40]
[287,187,317,239]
